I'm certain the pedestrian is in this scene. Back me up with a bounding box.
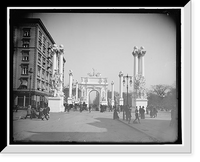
[139,106,142,118]
[127,108,132,124]
[43,106,50,120]
[143,107,146,119]
[25,105,32,119]
[170,107,177,127]
[80,104,82,112]
[66,103,68,112]
[141,106,145,119]
[100,104,103,112]
[153,107,158,118]
[126,106,130,121]
[31,107,36,118]
[150,108,153,118]
[113,107,119,120]
[39,107,45,120]
[133,107,140,124]
[15,105,19,112]
[89,105,91,113]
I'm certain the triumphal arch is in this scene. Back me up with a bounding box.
[79,69,108,108]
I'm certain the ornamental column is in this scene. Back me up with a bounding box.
[51,44,59,75]
[52,51,57,75]
[75,80,79,101]
[68,70,73,104]
[132,46,139,108]
[141,53,146,77]
[59,46,64,91]
[111,81,114,107]
[119,71,124,106]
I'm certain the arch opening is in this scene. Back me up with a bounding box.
[89,89,100,111]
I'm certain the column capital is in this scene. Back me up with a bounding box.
[139,46,146,57]
[51,44,64,54]
[132,46,139,57]
[111,81,114,85]
[119,71,123,77]
[69,70,73,76]
[132,46,146,57]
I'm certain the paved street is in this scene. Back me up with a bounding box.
[13,110,156,143]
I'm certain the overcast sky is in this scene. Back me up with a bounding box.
[27,11,176,97]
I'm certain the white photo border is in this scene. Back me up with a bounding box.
[4,3,191,154]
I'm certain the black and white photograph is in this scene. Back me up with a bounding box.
[4,3,192,154]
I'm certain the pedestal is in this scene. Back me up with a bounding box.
[119,98,124,106]
[135,98,148,111]
[101,100,107,105]
[67,97,73,105]
[48,96,65,112]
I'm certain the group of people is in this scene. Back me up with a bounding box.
[112,105,150,124]
[149,107,158,118]
[25,105,50,120]
[64,102,88,113]
[64,102,112,113]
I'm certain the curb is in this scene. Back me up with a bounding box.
[117,119,160,142]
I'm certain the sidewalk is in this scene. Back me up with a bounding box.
[117,111,177,142]
[13,110,27,120]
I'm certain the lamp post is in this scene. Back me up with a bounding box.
[28,68,33,106]
[123,74,132,120]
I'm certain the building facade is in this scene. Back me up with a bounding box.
[12,18,66,108]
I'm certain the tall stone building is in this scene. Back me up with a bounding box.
[12,18,66,108]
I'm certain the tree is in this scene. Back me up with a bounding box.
[162,87,177,110]
[151,84,171,97]
[147,84,177,111]
[147,92,162,107]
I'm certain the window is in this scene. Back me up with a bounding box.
[23,28,30,37]
[18,78,28,89]
[21,64,28,75]
[42,69,45,79]
[37,79,41,90]
[22,39,30,48]
[39,30,42,40]
[46,71,49,81]
[42,57,46,67]
[38,40,42,50]
[38,53,41,64]
[22,51,29,61]
[42,81,45,91]
[38,30,42,51]
[37,66,41,77]
[43,36,46,54]
[46,83,48,91]
[43,44,46,54]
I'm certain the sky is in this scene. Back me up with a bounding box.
[26,11,176,98]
